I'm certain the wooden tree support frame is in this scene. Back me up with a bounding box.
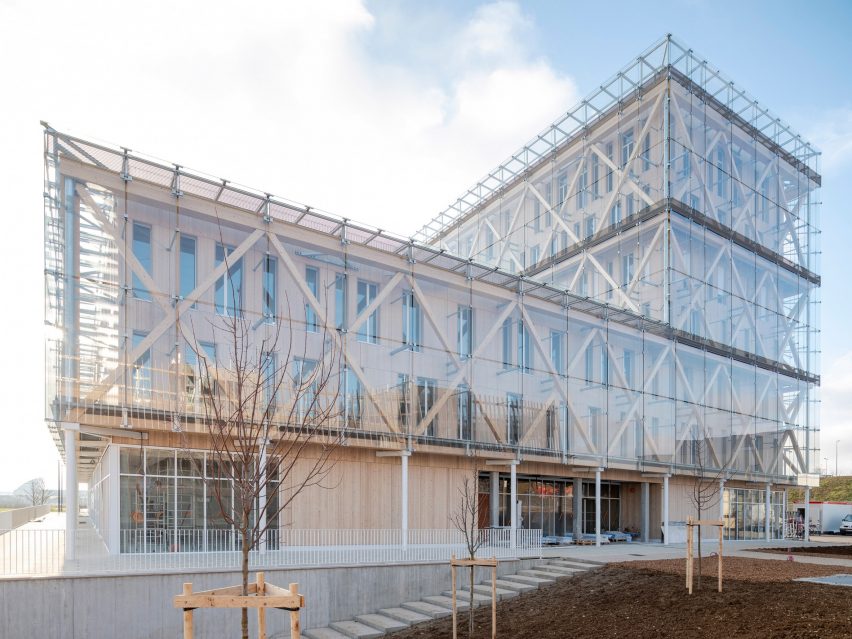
[450,554,498,639]
[685,517,723,594]
[174,573,304,639]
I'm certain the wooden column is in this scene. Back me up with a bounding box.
[182,583,194,639]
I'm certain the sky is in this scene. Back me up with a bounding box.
[0,0,851,490]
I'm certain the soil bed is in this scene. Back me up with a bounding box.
[755,544,852,561]
[391,558,852,639]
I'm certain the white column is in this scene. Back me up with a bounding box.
[804,486,811,542]
[719,479,726,522]
[641,482,650,543]
[401,451,409,549]
[595,469,602,547]
[258,443,267,553]
[663,475,670,546]
[765,483,772,542]
[783,488,788,539]
[107,445,120,555]
[63,424,79,562]
[573,477,583,541]
[490,471,500,528]
[510,461,518,549]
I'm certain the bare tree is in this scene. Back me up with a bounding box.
[687,426,727,590]
[22,478,50,507]
[449,460,482,638]
[181,268,346,639]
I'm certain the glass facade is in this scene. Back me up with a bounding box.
[43,36,819,527]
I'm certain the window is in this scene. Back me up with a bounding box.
[626,194,635,217]
[179,234,196,303]
[544,183,553,219]
[335,273,347,330]
[621,130,634,168]
[401,290,421,351]
[132,222,152,301]
[610,201,622,227]
[546,407,556,449]
[530,246,540,267]
[623,350,634,388]
[584,343,595,382]
[417,377,438,437]
[577,165,588,209]
[605,142,614,192]
[642,133,651,171]
[458,306,473,358]
[215,243,243,317]
[263,255,277,321]
[601,347,609,385]
[507,394,522,445]
[457,385,472,441]
[262,351,279,414]
[606,261,614,300]
[356,280,378,343]
[501,317,513,369]
[343,368,362,428]
[533,199,541,232]
[558,171,568,205]
[305,266,319,332]
[584,216,595,240]
[621,253,635,287]
[485,224,495,260]
[184,340,214,404]
[550,330,564,375]
[591,154,600,199]
[398,373,410,428]
[518,320,531,373]
[292,358,317,423]
[132,331,151,402]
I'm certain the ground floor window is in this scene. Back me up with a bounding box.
[118,446,279,553]
[480,475,575,538]
[722,487,784,540]
[582,481,621,534]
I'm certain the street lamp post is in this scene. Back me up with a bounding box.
[824,457,829,476]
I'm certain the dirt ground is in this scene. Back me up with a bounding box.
[390,558,852,639]
[756,544,852,560]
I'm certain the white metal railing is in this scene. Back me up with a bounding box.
[1,527,541,576]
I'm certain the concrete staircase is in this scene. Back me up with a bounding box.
[301,558,601,638]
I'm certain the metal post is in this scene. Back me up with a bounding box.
[63,424,78,562]
[595,469,602,547]
[765,483,772,541]
[663,475,670,546]
[573,477,582,541]
[641,482,650,543]
[401,452,409,549]
[510,461,518,549]
[490,471,500,528]
[804,486,811,542]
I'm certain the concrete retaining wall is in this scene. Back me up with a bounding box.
[0,505,51,530]
[0,557,541,638]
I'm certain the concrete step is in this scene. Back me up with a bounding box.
[488,578,535,593]
[378,607,432,626]
[535,564,583,575]
[329,620,384,639]
[548,560,598,570]
[421,595,470,612]
[466,584,519,599]
[518,569,569,580]
[303,629,351,639]
[499,574,554,587]
[355,613,409,633]
[442,590,492,604]
[401,600,454,618]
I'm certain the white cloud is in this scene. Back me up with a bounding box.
[806,107,852,173]
[817,350,852,475]
[0,0,578,489]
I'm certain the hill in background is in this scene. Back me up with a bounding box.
[788,476,852,503]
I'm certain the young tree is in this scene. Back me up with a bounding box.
[449,461,482,638]
[688,426,727,589]
[22,478,50,507]
[181,275,346,639]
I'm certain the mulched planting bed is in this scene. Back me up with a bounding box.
[390,558,852,639]
[756,544,852,560]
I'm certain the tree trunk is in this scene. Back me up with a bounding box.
[241,513,250,639]
[468,565,475,637]
[696,505,703,590]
